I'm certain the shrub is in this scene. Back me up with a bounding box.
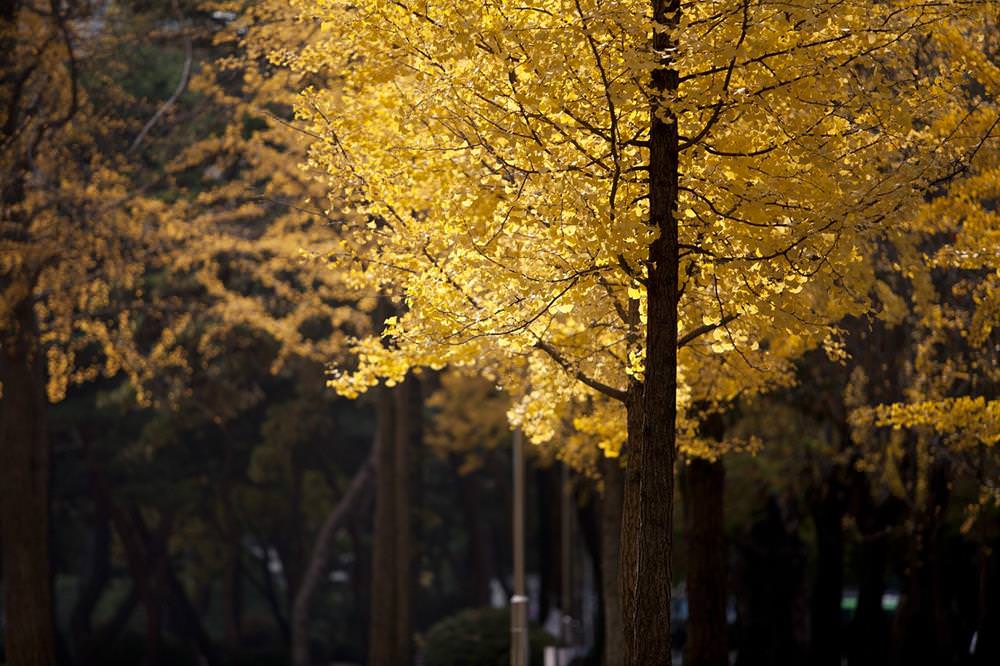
[423,606,552,666]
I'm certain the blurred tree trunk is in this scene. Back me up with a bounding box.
[456,465,492,606]
[973,533,1000,664]
[847,474,894,666]
[283,458,307,611]
[600,457,625,666]
[810,471,845,666]
[682,457,728,666]
[735,496,808,666]
[576,484,603,660]
[292,456,373,666]
[538,465,562,623]
[893,461,951,666]
[0,296,58,666]
[368,385,397,665]
[348,512,371,645]
[109,503,164,666]
[221,440,244,652]
[369,375,420,666]
[255,542,291,645]
[394,375,420,663]
[127,511,220,666]
[70,505,112,663]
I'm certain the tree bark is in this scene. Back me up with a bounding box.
[369,385,399,666]
[681,458,728,666]
[601,457,626,666]
[393,375,419,663]
[620,0,681,660]
[0,295,58,666]
[291,456,373,666]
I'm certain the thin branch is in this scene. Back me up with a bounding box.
[534,340,628,403]
[677,313,740,349]
[128,33,193,155]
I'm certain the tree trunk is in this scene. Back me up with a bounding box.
[291,456,373,666]
[0,295,58,666]
[90,464,165,666]
[456,466,492,607]
[809,475,845,666]
[369,385,399,666]
[846,469,898,666]
[393,375,419,664]
[538,466,562,623]
[734,496,808,666]
[222,513,244,652]
[90,584,140,660]
[601,457,625,666]
[681,458,728,666]
[620,0,681,660]
[973,533,1000,664]
[131,512,222,666]
[848,529,888,666]
[893,462,951,666]
[220,437,244,652]
[70,505,112,663]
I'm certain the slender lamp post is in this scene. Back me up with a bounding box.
[511,428,529,666]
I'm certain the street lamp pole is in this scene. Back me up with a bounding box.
[511,428,529,666]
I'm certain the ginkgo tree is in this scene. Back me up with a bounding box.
[281,0,996,662]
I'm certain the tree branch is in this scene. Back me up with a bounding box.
[534,340,628,403]
[128,32,193,156]
[677,313,740,349]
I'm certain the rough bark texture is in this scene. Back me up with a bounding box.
[681,458,728,666]
[291,456,373,666]
[620,0,681,661]
[601,457,625,666]
[0,297,58,666]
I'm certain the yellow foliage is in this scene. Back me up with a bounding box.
[278,0,996,464]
